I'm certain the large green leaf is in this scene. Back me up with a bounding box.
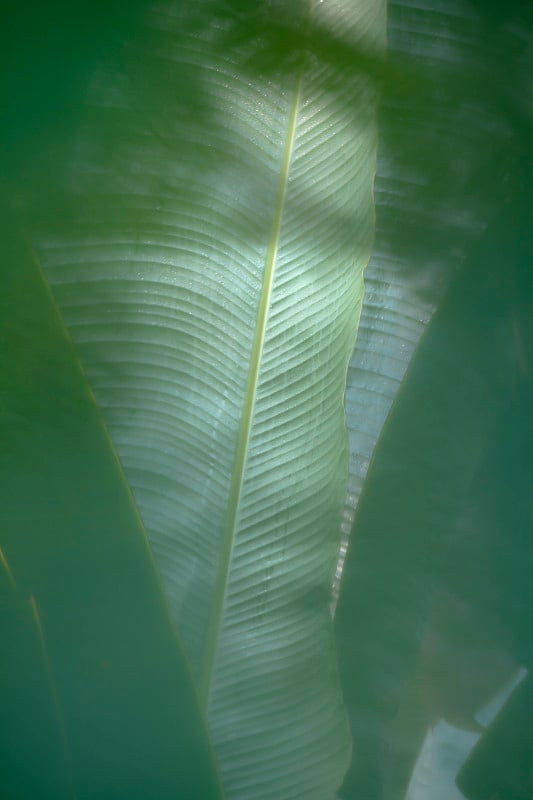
[2,0,386,797]
[0,206,221,800]
[335,1,533,797]
[340,0,530,568]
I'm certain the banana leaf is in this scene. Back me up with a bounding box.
[0,205,222,800]
[335,1,533,797]
[1,0,386,797]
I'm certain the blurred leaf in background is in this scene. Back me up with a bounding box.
[336,1,533,798]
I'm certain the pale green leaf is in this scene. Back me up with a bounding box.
[12,0,386,797]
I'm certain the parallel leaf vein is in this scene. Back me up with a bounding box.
[199,10,313,705]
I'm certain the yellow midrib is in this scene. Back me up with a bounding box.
[198,29,311,708]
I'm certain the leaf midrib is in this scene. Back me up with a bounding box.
[198,10,312,708]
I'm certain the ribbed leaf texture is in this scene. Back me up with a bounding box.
[17,1,386,797]
[335,2,533,799]
[337,0,531,587]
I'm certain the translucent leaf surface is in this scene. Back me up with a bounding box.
[6,1,386,797]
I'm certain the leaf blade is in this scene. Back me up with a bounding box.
[15,1,386,796]
[0,208,222,799]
